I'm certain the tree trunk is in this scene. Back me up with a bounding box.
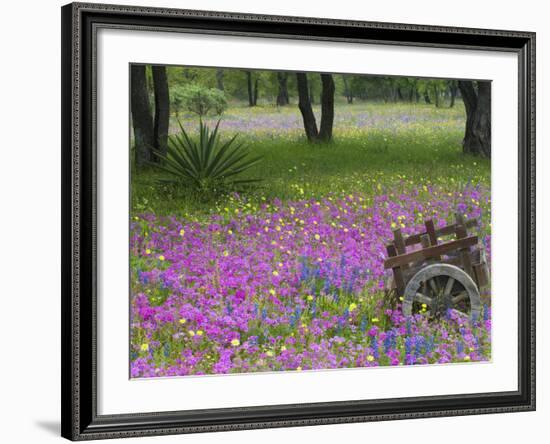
[458,80,491,157]
[253,78,259,106]
[342,75,353,104]
[245,71,254,106]
[296,73,319,142]
[152,66,169,160]
[216,69,224,91]
[309,79,315,105]
[318,74,335,142]
[276,72,289,106]
[408,87,415,102]
[397,86,404,101]
[449,81,457,107]
[434,85,440,107]
[131,65,154,167]
[424,90,431,104]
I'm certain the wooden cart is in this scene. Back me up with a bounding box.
[383,214,489,321]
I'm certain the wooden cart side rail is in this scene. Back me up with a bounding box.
[385,219,478,250]
[383,235,478,269]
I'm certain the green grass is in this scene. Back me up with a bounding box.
[131,102,490,218]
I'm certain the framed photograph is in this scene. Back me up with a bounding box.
[61,2,535,440]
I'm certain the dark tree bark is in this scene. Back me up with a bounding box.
[253,78,259,106]
[434,84,440,107]
[397,87,404,101]
[309,81,315,105]
[296,73,334,143]
[424,90,431,104]
[458,80,491,157]
[449,81,458,108]
[276,72,290,106]
[318,74,335,142]
[389,79,398,102]
[408,85,415,102]
[216,69,224,91]
[152,66,170,160]
[245,71,254,106]
[342,75,353,104]
[131,65,154,167]
[296,73,319,142]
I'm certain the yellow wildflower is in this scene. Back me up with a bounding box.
[158,255,165,261]
[140,343,149,352]
[230,338,240,346]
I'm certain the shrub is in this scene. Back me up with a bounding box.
[152,120,262,194]
[171,84,227,117]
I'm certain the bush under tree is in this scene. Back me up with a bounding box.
[171,84,228,117]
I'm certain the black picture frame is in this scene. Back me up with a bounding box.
[61,2,536,440]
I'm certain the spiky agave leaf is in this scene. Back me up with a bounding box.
[152,120,262,192]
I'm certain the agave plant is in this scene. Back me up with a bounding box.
[153,120,262,192]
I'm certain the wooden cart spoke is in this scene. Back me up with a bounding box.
[428,278,439,295]
[443,277,455,297]
[414,292,433,305]
[451,291,468,304]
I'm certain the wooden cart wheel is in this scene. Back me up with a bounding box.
[402,264,482,321]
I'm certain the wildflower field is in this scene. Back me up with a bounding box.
[130,102,492,378]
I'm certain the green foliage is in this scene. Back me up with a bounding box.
[161,64,459,108]
[152,120,262,194]
[171,84,228,117]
